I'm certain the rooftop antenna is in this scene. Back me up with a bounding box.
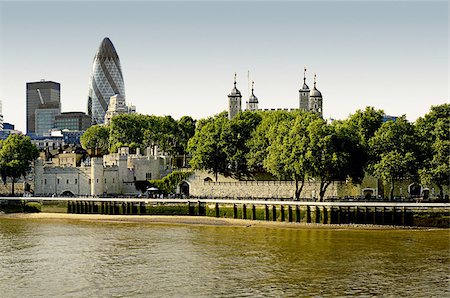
[247,70,250,99]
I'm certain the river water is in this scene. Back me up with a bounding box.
[0,217,448,297]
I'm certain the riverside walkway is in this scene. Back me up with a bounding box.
[1,196,449,227]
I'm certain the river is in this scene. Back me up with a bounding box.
[0,216,448,297]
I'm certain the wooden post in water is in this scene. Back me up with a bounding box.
[316,206,321,223]
[307,206,311,223]
[233,204,237,219]
[382,207,386,225]
[265,205,269,221]
[337,206,341,224]
[373,207,377,225]
[215,203,219,217]
[402,207,406,226]
[288,206,293,223]
[251,205,256,220]
[355,207,359,224]
[322,207,328,224]
[242,204,247,219]
[280,205,285,222]
[296,206,300,223]
[272,205,276,221]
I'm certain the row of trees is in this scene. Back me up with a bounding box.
[187,104,449,200]
[81,114,196,163]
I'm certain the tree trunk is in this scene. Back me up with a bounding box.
[390,177,395,201]
[295,178,304,200]
[319,180,331,202]
[438,185,444,200]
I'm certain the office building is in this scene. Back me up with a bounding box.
[26,80,61,135]
[87,37,126,125]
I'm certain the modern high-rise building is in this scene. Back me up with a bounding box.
[26,80,61,135]
[87,37,126,125]
[0,100,3,131]
[55,112,92,131]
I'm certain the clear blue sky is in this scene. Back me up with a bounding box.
[0,1,448,133]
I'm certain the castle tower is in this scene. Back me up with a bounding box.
[228,73,242,120]
[246,81,259,111]
[299,67,310,112]
[309,73,323,118]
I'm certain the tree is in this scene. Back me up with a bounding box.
[0,134,39,195]
[187,112,230,181]
[369,116,418,199]
[227,111,262,179]
[177,116,196,166]
[416,104,450,199]
[264,112,319,199]
[80,125,110,156]
[306,119,365,201]
[246,110,297,173]
[419,139,450,199]
[345,107,384,166]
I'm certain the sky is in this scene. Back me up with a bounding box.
[0,1,448,133]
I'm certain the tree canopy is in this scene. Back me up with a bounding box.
[0,134,39,195]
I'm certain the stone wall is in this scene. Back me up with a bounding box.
[187,172,340,199]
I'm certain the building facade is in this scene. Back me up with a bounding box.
[55,112,91,131]
[104,94,127,125]
[26,80,61,135]
[87,37,126,125]
[34,147,171,196]
[35,101,61,136]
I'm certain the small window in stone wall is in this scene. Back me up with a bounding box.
[57,179,60,184]
[96,179,99,183]
[146,173,151,179]
[75,179,77,184]
[105,178,107,183]
[113,178,115,183]
[89,179,91,184]
[66,179,69,184]
[44,179,47,184]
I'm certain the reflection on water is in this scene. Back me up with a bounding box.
[0,217,448,297]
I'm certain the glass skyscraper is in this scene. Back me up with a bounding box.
[87,37,126,124]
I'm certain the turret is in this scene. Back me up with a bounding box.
[299,67,310,112]
[246,81,259,111]
[228,73,242,119]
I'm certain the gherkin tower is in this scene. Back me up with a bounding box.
[87,37,126,124]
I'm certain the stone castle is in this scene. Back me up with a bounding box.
[228,68,323,119]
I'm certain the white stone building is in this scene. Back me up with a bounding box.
[34,147,171,196]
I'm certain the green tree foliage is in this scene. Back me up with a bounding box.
[227,111,262,179]
[177,116,196,166]
[148,171,193,194]
[369,116,418,199]
[0,134,39,195]
[187,112,230,181]
[344,107,384,165]
[80,125,110,156]
[416,104,450,199]
[306,119,365,201]
[374,151,416,200]
[246,110,297,173]
[264,112,319,199]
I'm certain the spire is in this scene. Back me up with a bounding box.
[234,72,237,88]
[314,73,317,88]
[251,81,255,95]
[303,67,307,84]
